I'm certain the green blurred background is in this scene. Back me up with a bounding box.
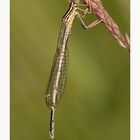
[11,0,130,140]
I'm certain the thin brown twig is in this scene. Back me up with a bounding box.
[84,0,130,52]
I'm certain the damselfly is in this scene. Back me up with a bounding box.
[45,0,101,139]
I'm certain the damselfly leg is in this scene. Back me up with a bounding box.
[76,7,102,29]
